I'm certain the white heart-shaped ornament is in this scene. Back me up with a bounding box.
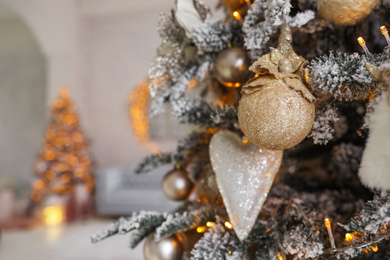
[210,130,283,241]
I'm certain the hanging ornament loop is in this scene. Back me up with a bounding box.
[242,24,315,103]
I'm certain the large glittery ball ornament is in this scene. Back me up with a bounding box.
[162,166,194,201]
[214,47,251,88]
[238,24,315,150]
[143,233,184,260]
[317,0,378,26]
[209,130,283,241]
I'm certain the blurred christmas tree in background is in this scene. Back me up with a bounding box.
[31,86,94,204]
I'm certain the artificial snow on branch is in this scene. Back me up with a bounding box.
[308,104,339,145]
[148,12,186,98]
[150,66,197,117]
[91,211,166,244]
[287,10,315,28]
[90,218,124,243]
[134,153,173,174]
[282,224,324,258]
[190,221,243,260]
[135,131,213,174]
[155,205,215,239]
[243,0,313,56]
[342,191,390,234]
[243,0,292,52]
[171,98,238,128]
[308,52,375,101]
[192,20,232,54]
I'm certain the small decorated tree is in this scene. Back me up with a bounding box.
[30,87,94,204]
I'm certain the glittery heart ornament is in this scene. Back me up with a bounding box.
[209,130,283,241]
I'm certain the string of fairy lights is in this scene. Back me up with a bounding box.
[30,87,95,203]
[358,26,390,55]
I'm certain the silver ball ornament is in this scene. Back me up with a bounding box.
[143,233,184,260]
[162,168,194,201]
[214,47,251,88]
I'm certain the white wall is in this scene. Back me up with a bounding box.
[80,5,174,167]
[0,13,46,193]
[0,0,219,190]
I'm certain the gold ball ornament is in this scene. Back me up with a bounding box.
[214,47,251,88]
[162,166,194,201]
[317,0,379,26]
[143,233,184,260]
[238,24,315,150]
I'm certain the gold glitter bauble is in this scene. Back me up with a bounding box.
[214,47,251,88]
[162,168,194,201]
[239,83,315,150]
[143,233,184,260]
[317,0,378,26]
[238,24,315,150]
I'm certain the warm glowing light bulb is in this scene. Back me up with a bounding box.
[206,221,214,228]
[324,218,336,250]
[188,79,196,88]
[357,37,370,55]
[357,37,365,46]
[233,11,241,20]
[324,218,331,228]
[224,222,233,229]
[381,26,388,35]
[380,26,390,45]
[197,226,207,233]
[305,68,311,83]
[345,233,353,242]
[43,206,64,225]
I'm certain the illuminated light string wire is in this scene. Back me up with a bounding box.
[322,218,384,256]
[357,25,390,55]
[381,26,390,46]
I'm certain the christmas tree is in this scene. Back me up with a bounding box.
[31,86,94,203]
[92,0,390,259]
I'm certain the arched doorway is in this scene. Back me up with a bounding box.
[0,3,46,198]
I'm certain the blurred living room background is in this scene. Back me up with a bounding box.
[0,0,216,259]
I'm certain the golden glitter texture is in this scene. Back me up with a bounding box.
[317,0,378,26]
[238,24,315,150]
